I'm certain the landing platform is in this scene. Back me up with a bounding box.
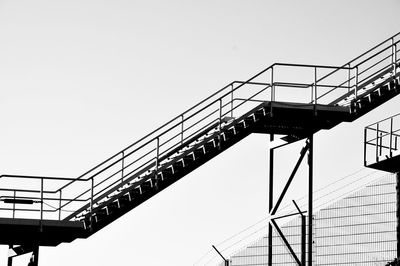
[366,154,400,173]
[252,101,352,138]
[0,218,87,246]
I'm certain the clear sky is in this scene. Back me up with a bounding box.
[0,0,400,265]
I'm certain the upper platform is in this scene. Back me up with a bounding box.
[365,112,400,173]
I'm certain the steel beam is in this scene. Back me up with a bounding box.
[271,219,301,265]
[271,142,309,215]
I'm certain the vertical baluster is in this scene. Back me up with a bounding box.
[12,190,16,219]
[390,117,394,157]
[230,84,234,117]
[355,66,359,99]
[90,178,94,230]
[121,151,125,183]
[181,115,184,145]
[58,190,62,220]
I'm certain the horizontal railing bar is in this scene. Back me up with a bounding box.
[354,39,400,68]
[273,62,352,70]
[366,113,400,128]
[0,175,80,181]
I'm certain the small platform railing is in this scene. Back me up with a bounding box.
[364,113,400,166]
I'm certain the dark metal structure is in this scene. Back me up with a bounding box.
[1,32,399,265]
[365,112,400,265]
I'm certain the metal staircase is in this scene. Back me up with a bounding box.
[1,32,399,264]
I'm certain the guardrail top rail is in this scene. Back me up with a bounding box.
[1,31,399,224]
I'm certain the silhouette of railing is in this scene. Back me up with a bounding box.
[0,32,399,226]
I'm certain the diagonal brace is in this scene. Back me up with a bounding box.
[271,219,302,265]
[271,142,309,215]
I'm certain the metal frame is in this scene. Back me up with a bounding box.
[0,32,399,266]
[268,136,313,266]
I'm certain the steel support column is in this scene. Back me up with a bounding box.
[397,172,400,265]
[31,245,39,266]
[308,135,314,266]
[7,245,13,266]
[268,134,274,266]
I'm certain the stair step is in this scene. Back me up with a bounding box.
[106,201,119,215]
[183,154,195,167]
[117,194,131,208]
[141,179,154,193]
[193,148,205,159]
[254,108,266,120]
[93,208,107,223]
[203,140,216,153]
[172,160,184,173]
[161,167,173,180]
[222,128,235,142]
[244,115,255,127]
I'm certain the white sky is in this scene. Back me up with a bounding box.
[1,0,400,265]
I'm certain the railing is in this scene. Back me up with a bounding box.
[0,32,399,225]
[364,113,400,166]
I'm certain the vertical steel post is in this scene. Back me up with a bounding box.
[90,177,94,230]
[395,43,398,76]
[58,190,62,220]
[32,245,39,266]
[230,84,234,117]
[313,67,317,104]
[12,190,16,219]
[40,178,44,232]
[391,118,394,157]
[270,67,274,116]
[268,134,274,266]
[397,172,400,264]
[218,99,222,149]
[7,245,13,266]
[348,64,351,93]
[364,127,367,166]
[355,66,359,99]
[181,115,184,145]
[156,138,160,174]
[392,38,395,75]
[121,151,125,182]
[308,135,314,266]
[376,123,379,162]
